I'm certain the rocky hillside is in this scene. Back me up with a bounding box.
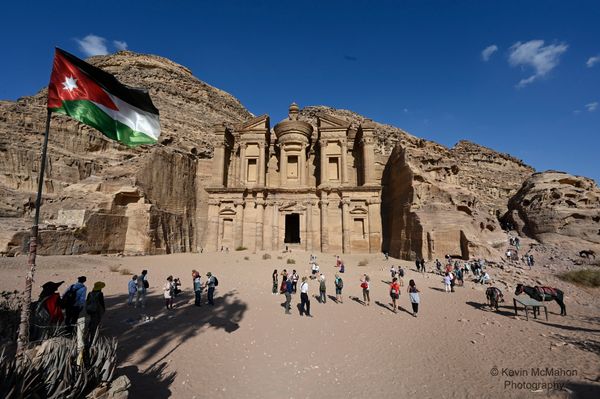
[504,171,600,252]
[0,51,251,255]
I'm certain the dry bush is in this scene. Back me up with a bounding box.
[236,246,247,251]
[277,256,283,260]
[358,259,369,266]
[108,265,120,272]
[244,256,250,261]
[559,269,600,287]
[119,268,132,276]
[287,258,296,264]
[262,253,272,260]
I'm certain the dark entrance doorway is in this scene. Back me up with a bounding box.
[285,213,301,244]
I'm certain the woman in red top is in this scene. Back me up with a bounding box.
[389,277,400,313]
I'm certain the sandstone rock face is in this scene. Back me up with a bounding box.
[504,171,600,251]
[0,51,251,255]
[301,106,535,260]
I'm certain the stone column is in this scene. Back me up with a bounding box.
[300,143,307,186]
[305,200,313,251]
[280,145,287,186]
[232,144,239,186]
[367,198,382,253]
[234,200,245,249]
[319,140,327,184]
[362,137,374,185]
[258,142,265,186]
[272,201,279,250]
[340,139,348,184]
[255,199,265,251]
[341,199,351,254]
[213,143,226,187]
[207,199,220,251]
[319,199,329,252]
[239,143,246,186]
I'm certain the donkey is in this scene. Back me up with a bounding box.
[485,287,504,311]
[515,284,566,316]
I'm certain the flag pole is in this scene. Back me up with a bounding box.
[16,109,52,358]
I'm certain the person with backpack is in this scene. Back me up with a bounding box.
[86,281,106,346]
[408,279,421,317]
[32,281,65,340]
[291,269,299,293]
[318,274,327,303]
[206,272,218,306]
[334,274,343,303]
[389,277,400,313]
[193,270,202,306]
[63,276,87,334]
[127,275,137,306]
[284,277,293,315]
[136,270,149,308]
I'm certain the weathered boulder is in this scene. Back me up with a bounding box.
[504,171,600,252]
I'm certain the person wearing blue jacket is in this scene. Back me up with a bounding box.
[63,276,87,333]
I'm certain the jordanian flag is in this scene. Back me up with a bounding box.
[47,48,160,146]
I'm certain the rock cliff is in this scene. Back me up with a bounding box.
[0,51,251,255]
[504,171,600,252]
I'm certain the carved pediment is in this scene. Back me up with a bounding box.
[279,201,307,212]
[236,114,270,132]
[349,206,368,215]
[317,113,351,130]
[219,207,236,216]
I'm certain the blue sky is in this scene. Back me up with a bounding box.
[1,0,598,182]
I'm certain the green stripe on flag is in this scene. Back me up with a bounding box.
[50,100,158,147]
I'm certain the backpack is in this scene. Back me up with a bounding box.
[62,285,78,309]
[86,293,99,314]
[143,278,149,289]
[213,276,219,287]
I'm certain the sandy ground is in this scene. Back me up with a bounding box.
[1,250,599,399]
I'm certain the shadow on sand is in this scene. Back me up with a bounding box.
[101,288,248,395]
[465,301,515,318]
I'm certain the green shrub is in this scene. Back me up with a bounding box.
[559,269,600,287]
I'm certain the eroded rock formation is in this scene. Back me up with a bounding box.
[504,171,600,252]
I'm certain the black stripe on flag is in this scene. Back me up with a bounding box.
[56,48,159,115]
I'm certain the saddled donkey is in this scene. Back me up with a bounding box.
[485,287,504,311]
[515,284,567,316]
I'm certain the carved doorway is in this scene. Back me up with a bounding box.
[284,213,301,244]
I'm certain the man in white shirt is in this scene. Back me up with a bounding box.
[300,277,312,317]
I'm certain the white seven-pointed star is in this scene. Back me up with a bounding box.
[62,76,78,92]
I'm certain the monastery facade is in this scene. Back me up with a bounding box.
[204,104,382,253]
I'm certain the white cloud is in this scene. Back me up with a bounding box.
[508,40,568,88]
[76,34,109,56]
[403,108,409,113]
[113,40,128,51]
[481,45,498,61]
[586,102,598,112]
[586,55,600,68]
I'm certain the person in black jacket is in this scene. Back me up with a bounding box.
[86,281,106,346]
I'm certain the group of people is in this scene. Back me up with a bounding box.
[33,276,106,359]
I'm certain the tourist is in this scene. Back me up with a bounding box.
[280,274,288,294]
[136,270,148,308]
[284,277,293,314]
[86,281,106,345]
[360,274,371,306]
[33,281,65,340]
[420,259,426,274]
[318,274,327,303]
[164,276,174,310]
[398,266,405,278]
[456,267,464,287]
[515,236,521,250]
[478,271,491,285]
[390,265,397,280]
[389,277,400,313]
[272,269,278,295]
[334,274,344,303]
[291,269,299,293]
[193,270,202,306]
[408,279,420,317]
[384,251,389,261]
[443,272,451,293]
[415,257,421,272]
[435,259,442,274]
[63,276,87,334]
[450,270,456,292]
[127,275,137,306]
[529,254,535,268]
[336,255,341,268]
[339,262,345,273]
[300,276,312,317]
[206,272,217,305]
